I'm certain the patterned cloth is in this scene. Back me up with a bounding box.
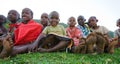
[8,23,19,33]
[77,24,90,38]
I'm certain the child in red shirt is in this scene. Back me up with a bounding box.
[66,17,82,46]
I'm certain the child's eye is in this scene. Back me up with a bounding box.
[51,17,54,19]
[45,16,48,19]
[55,17,58,19]
[12,13,17,16]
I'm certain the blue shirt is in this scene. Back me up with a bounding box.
[77,24,90,38]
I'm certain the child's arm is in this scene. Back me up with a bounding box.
[75,28,82,39]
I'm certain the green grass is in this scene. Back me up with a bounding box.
[0,48,120,64]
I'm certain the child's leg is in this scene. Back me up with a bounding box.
[107,40,117,54]
[26,34,46,52]
[39,34,56,48]
[38,41,69,52]
[96,36,106,54]
[10,45,28,56]
[11,42,41,56]
[72,38,86,53]
[96,43,105,54]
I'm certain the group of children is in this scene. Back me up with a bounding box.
[0,8,119,59]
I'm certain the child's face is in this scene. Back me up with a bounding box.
[117,21,120,27]
[22,8,32,22]
[49,14,59,26]
[78,17,85,26]
[88,17,97,27]
[68,17,76,27]
[40,13,49,26]
[7,10,18,23]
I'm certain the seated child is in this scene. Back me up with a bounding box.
[7,10,20,34]
[37,11,72,52]
[88,16,117,53]
[0,8,43,58]
[0,15,7,36]
[114,18,120,48]
[77,15,91,38]
[40,13,49,30]
[0,15,10,58]
[66,17,82,46]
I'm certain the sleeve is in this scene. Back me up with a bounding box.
[42,26,49,34]
[114,30,119,37]
[102,26,109,34]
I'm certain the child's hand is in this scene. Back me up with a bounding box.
[27,41,38,52]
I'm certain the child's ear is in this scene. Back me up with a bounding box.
[58,19,60,21]
[117,24,119,26]
[57,19,60,24]
[96,19,98,22]
[67,21,70,25]
[84,19,86,21]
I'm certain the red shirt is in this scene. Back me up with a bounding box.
[66,27,82,46]
[14,20,42,46]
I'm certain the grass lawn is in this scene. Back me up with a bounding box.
[0,48,120,64]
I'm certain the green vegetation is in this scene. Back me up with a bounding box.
[108,31,114,38]
[0,48,120,64]
[59,23,68,28]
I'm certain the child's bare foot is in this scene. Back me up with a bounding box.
[0,49,8,58]
[37,48,48,52]
[0,34,13,58]
[3,34,13,53]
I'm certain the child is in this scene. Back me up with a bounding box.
[40,13,49,30]
[0,15,7,48]
[88,16,117,53]
[0,15,11,58]
[7,10,20,34]
[77,15,90,38]
[0,15,7,36]
[66,17,82,46]
[88,16,109,35]
[37,11,72,52]
[0,8,43,58]
[114,18,120,47]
